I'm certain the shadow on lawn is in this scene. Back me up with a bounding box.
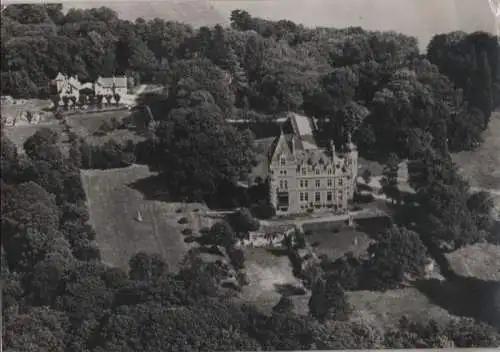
[128,174,185,202]
[414,275,500,328]
[274,283,307,296]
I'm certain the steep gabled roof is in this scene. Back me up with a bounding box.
[96,76,127,88]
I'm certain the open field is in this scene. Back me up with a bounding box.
[348,288,456,330]
[453,112,500,190]
[81,164,211,270]
[446,243,500,281]
[239,247,303,314]
[65,110,145,146]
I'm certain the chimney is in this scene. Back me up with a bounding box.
[291,136,296,155]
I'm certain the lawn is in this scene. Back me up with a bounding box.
[80,164,211,270]
[3,122,66,154]
[446,243,500,281]
[452,111,500,190]
[238,247,303,314]
[66,110,144,146]
[348,288,456,330]
[306,226,374,261]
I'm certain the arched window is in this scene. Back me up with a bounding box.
[280,154,286,166]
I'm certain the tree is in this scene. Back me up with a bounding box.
[312,320,384,350]
[361,169,372,185]
[229,207,260,240]
[4,306,69,352]
[128,252,168,281]
[272,295,294,315]
[309,276,352,322]
[364,226,429,290]
[466,190,495,234]
[381,152,401,203]
[208,221,236,249]
[151,104,255,201]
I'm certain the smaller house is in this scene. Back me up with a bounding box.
[94,76,128,98]
[53,72,128,105]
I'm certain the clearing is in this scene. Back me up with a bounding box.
[80,164,211,270]
[239,247,303,314]
[306,225,373,261]
[348,288,456,330]
[65,110,144,146]
[453,111,500,190]
[446,243,500,282]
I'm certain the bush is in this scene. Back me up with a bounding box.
[354,192,375,204]
[250,200,276,219]
[181,228,193,236]
[227,247,245,270]
[178,217,189,224]
[288,250,303,277]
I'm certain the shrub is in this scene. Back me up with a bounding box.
[354,192,375,203]
[250,200,276,219]
[227,247,245,270]
[178,217,189,224]
[181,228,193,236]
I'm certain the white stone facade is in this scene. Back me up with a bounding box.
[262,112,358,215]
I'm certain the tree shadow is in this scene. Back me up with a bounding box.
[414,276,500,328]
[128,174,185,203]
[354,217,392,241]
[274,283,307,296]
[266,248,289,257]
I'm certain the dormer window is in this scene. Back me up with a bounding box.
[315,168,320,175]
[301,167,307,176]
[280,155,286,166]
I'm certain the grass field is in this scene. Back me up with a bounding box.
[239,247,303,314]
[3,122,66,153]
[66,110,144,146]
[446,243,500,281]
[348,288,455,330]
[307,227,373,261]
[81,164,211,270]
[453,112,500,190]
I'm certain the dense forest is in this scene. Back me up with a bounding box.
[1,4,500,351]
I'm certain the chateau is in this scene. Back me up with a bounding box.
[253,112,358,214]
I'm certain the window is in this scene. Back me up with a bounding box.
[315,168,320,175]
[339,178,344,186]
[304,180,309,188]
[327,179,333,187]
[304,192,309,201]
[327,168,333,175]
[300,192,304,202]
[315,192,321,202]
[279,180,283,189]
[315,179,320,188]
[284,180,288,189]
[280,155,286,166]
[299,180,304,188]
[327,191,332,201]
[280,169,287,176]
[301,168,307,175]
